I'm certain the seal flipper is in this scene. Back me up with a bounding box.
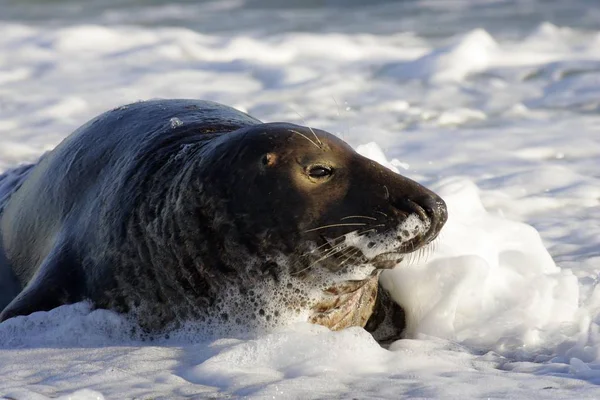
[364,283,406,345]
[0,244,84,322]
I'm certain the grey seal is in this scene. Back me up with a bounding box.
[0,99,447,341]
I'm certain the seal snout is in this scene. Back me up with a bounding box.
[389,191,448,247]
[419,195,448,243]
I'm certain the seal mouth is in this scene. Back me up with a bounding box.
[370,252,404,269]
[369,231,438,269]
[396,230,431,253]
[315,231,431,271]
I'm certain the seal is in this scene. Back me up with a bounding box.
[0,99,447,341]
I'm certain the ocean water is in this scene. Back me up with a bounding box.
[1,0,600,398]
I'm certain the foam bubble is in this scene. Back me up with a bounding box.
[169,117,183,128]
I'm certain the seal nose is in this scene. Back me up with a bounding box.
[390,192,448,243]
[420,195,448,237]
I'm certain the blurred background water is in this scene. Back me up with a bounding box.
[2,0,600,40]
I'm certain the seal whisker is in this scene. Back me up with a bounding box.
[404,249,418,267]
[340,215,377,221]
[300,255,332,273]
[304,223,366,233]
[356,228,376,236]
[289,106,307,125]
[337,248,362,270]
[426,240,438,260]
[322,247,349,270]
[292,244,349,275]
[318,243,348,260]
[343,246,361,261]
[302,233,350,256]
[331,96,349,141]
[306,241,346,260]
[300,229,360,257]
[337,244,358,259]
[289,129,321,150]
[332,95,341,120]
[355,225,385,238]
[329,246,356,271]
[288,107,323,147]
[307,125,323,147]
[417,247,425,263]
[374,210,389,218]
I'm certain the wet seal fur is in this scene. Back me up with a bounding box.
[0,99,447,342]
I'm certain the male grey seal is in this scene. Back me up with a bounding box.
[0,99,447,341]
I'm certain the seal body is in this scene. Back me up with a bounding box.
[0,99,447,340]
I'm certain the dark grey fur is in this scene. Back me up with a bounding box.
[0,99,447,339]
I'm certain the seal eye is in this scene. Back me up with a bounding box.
[308,165,333,178]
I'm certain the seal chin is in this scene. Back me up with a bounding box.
[370,252,404,269]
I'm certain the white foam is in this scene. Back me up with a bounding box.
[380,178,579,351]
[355,142,403,173]
[378,29,498,82]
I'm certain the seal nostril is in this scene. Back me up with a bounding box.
[391,198,427,222]
[391,195,448,236]
[415,195,440,215]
